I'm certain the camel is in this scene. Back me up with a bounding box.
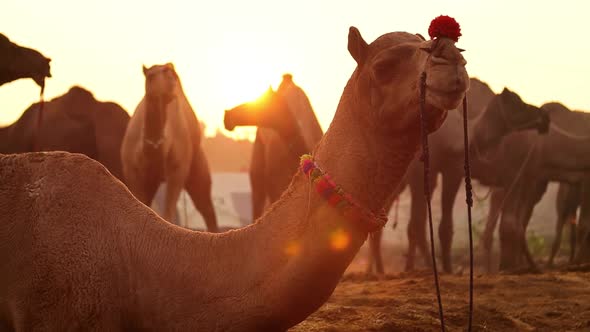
[0,86,129,182]
[366,81,549,274]
[120,63,218,232]
[0,21,468,330]
[0,33,51,87]
[479,102,590,271]
[224,74,323,222]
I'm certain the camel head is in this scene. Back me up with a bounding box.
[487,88,550,135]
[0,34,51,88]
[347,16,468,134]
[223,86,297,139]
[142,63,178,104]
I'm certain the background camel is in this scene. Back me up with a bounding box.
[367,81,549,274]
[480,102,590,271]
[0,33,51,87]
[0,21,468,330]
[224,74,323,222]
[121,63,218,232]
[0,86,129,182]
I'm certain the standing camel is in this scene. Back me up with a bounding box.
[224,74,323,222]
[0,20,468,330]
[0,33,51,87]
[480,102,590,271]
[0,86,129,182]
[121,63,218,232]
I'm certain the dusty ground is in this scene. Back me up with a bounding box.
[291,270,590,331]
[290,244,590,331]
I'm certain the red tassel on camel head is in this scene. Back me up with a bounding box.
[428,15,461,42]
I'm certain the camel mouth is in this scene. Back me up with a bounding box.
[223,110,236,131]
[427,86,466,110]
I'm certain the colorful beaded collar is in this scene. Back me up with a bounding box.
[300,154,388,233]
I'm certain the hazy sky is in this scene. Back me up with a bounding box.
[1,0,588,139]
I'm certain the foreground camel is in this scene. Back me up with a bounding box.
[0,20,468,330]
[0,86,129,181]
[224,74,323,222]
[0,33,51,87]
[121,63,218,231]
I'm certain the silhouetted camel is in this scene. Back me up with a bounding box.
[0,33,51,87]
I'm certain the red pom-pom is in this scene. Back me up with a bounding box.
[428,15,461,42]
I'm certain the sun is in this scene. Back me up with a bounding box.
[212,33,289,109]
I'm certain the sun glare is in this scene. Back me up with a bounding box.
[213,33,285,110]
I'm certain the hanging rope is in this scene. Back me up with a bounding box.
[419,72,446,332]
[462,96,475,332]
[32,81,45,152]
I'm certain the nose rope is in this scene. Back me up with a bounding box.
[419,72,446,332]
[462,95,475,332]
[32,80,45,152]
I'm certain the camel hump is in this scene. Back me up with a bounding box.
[1,152,115,189]
[276,74,323,149]
[542,102,570,114]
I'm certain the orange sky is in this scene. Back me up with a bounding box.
[1,0,589,140]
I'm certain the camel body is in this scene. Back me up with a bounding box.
[0,86,129,182]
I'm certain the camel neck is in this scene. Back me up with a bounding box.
[469,102,507,159]
[143,96,168,147]
[231,77,421,329]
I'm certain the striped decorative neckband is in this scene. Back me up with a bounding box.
[300,154,388,233]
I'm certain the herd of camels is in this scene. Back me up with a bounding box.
[0,15,589,329]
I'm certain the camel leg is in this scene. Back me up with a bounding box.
[548,213,570,268]
[548,183,576,267]
[250,134,267,222]
[125,171,160,208]
[405,171,433,271]
[498,211,523,271]
[480,188,503,273]
[162,176,184,226]
[186,149,219,233]
[569,218,577,264]
[574,182,590,263]
[367,230,384,274]
[439,170,461,273]
[519,181,547,272]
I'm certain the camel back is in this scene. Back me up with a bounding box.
[276,80,323,150]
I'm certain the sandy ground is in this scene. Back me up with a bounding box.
[286,243,590,331]
[291,269,590,331]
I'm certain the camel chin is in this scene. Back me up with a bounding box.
[428,90,466,112]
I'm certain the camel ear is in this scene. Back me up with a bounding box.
[419,40,434,54]
[142,65,148,76]
[166,63,175,71]
[348,26,368,65]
